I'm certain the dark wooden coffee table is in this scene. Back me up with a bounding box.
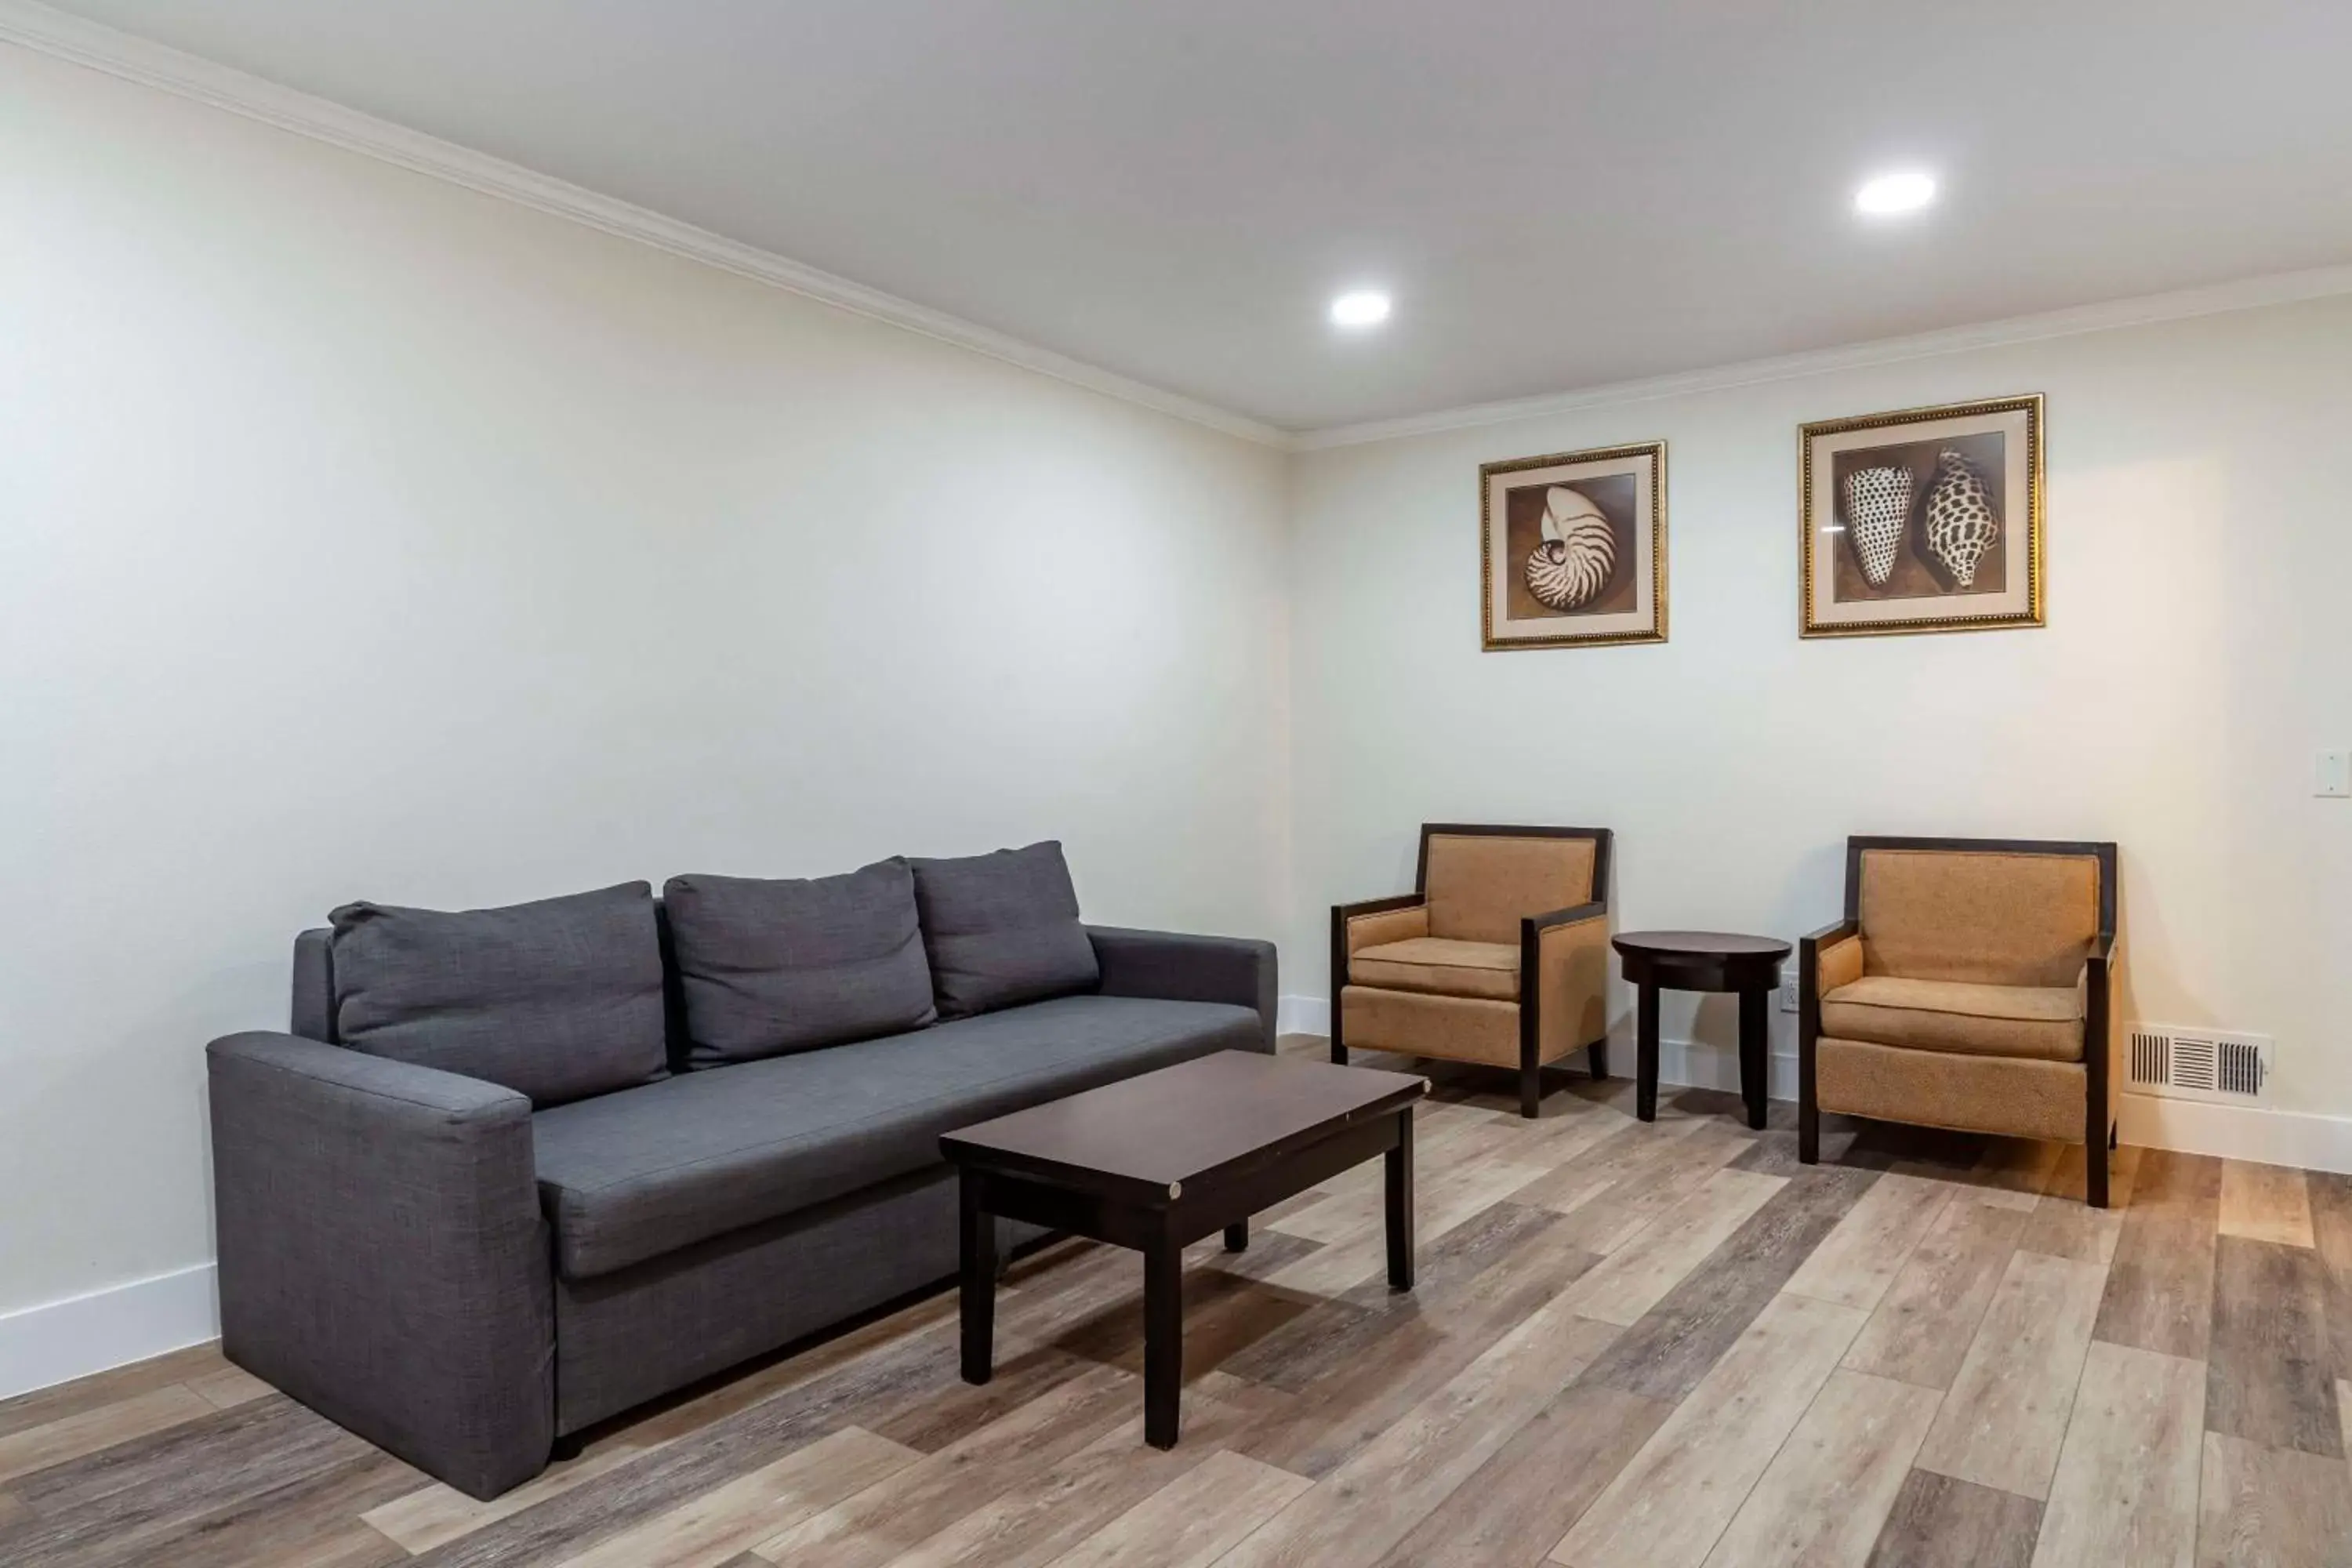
[940,1050,1425,1448]
[1613,930,1792,1129]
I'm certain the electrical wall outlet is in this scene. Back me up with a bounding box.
[1778,977,1800,1014]
[2318,750,2351,798]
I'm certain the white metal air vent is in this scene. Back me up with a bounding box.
[2125,1024,2273,1102]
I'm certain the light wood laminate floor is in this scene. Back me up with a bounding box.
[6,1035,2350,1567]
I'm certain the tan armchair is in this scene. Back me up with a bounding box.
[1331,824,1611,1118]
[1798,837,2118,1206]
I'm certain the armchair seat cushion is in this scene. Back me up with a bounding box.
[1349,938,1519,1002]
[1821,975,2082,1062]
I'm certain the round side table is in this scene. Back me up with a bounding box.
[1611,931,1792,1128]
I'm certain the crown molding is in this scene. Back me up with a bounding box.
[1295,262,2352,451]
[0,1,1290,448]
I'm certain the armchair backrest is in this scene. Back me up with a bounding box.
[1417,824,1607,945]
[1848,837,2115,988]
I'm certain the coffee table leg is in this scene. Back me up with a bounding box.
[1385,1107,1415,1290]
[1224,1220,1249,1253]
[959,1171,993,1386]
[1636,982,1661,1123]
[1143,1230,1182,1449]
[1739,986,1769,1131]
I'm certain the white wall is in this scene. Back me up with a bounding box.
[1289,294,2352,1123]
[0,45,1291,1334]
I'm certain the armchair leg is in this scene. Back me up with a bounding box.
[2088,1141,2110,1210]
[1519,1061,1541,1120]
[1330,1040,1348,1065]
[1587,1040,1609,1081]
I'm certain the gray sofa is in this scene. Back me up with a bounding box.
[205,843,1274,1499]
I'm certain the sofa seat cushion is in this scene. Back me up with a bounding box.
[1821,975,2083,1062]
[532,994,1258,1279]
[1350,938,1519,1002]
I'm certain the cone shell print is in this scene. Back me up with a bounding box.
[1838,464,1914,588]
[1523,485,1617,611]
[1923,448,2000,587]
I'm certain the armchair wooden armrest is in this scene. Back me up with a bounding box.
[1795,920,1858,1169]
[1329,895,1427,1064]
[1517,897,1612,1116]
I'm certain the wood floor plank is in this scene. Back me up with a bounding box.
[2307,1174,2352,1379]
[2031,1341,2204,1568]
[1268,1118,1526,1243]
[2094,1149,2222,1359]
[96,1446,423,1568]
[1039,1448,1310,1568]
[1215,1298,1621,1568]
[2196,1430,2352,1567]
[0,1343,227,1443]
[2,1396,382,1568]
[553,1426,918,1568]
[1549,1291,1869,1568]
[1221,1200,1573,1392]
[185,1365,276,1410]
[1914,1249,2108,1501]
[2219,1160,2316,1249]
[1784,1172,1957,1312]
[880,1394,1267,1568]
[1842,1196,2030,1390]
[1235,1207,1604,1479]
[1555,1167,1786,1326]
[1370,1382,1669,1568]
[1864,1470,2043,1568]
[1260,1139,1559,1298]
[0,1383,215,1485]
[1700,1368,1940,1568]
[2205,1236,2343,1458]
[748,1364,1136,1567]
[2016,1143,2141,1267]
[1528,1121,1758,1257]
[1578,1164,1877,1404]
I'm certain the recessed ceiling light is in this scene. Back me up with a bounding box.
[1854,170,1936,216]
[1329,289,1392,328]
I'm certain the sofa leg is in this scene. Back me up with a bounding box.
[550,1431,586,1464]
[1587,1040,1609,1081]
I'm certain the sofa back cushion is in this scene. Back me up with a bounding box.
[908,841,1099,1018]
[1424,832,1595,945]
[1859,848,2101,987]
[329,881,668,1106]
[662,861,937,1066]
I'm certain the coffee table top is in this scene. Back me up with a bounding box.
[1613,930,1793,959]
[941,1051,1425,1196]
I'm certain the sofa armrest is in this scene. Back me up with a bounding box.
[1086,927,1278,1053]
[207,1032,553,1498]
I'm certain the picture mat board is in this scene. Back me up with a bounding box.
[1482,443,1665,648]
[1802,401,2038,634]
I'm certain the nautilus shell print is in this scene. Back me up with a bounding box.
[1523,485,1617,611]
[1838,464,1913,588]
[1923,448,2000,587]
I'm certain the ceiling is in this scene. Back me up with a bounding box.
[40,1,2352,433]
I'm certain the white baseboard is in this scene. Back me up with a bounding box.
[1277,993,1330,1036]
[0,1263,219,1402]
[2118,1092,2352,1175]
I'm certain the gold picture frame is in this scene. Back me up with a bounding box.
[1479,440,1668,651]
[1799,394,2045,637]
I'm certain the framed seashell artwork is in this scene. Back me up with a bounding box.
[1480,440,1667,649]
[1798,394,2044,637]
